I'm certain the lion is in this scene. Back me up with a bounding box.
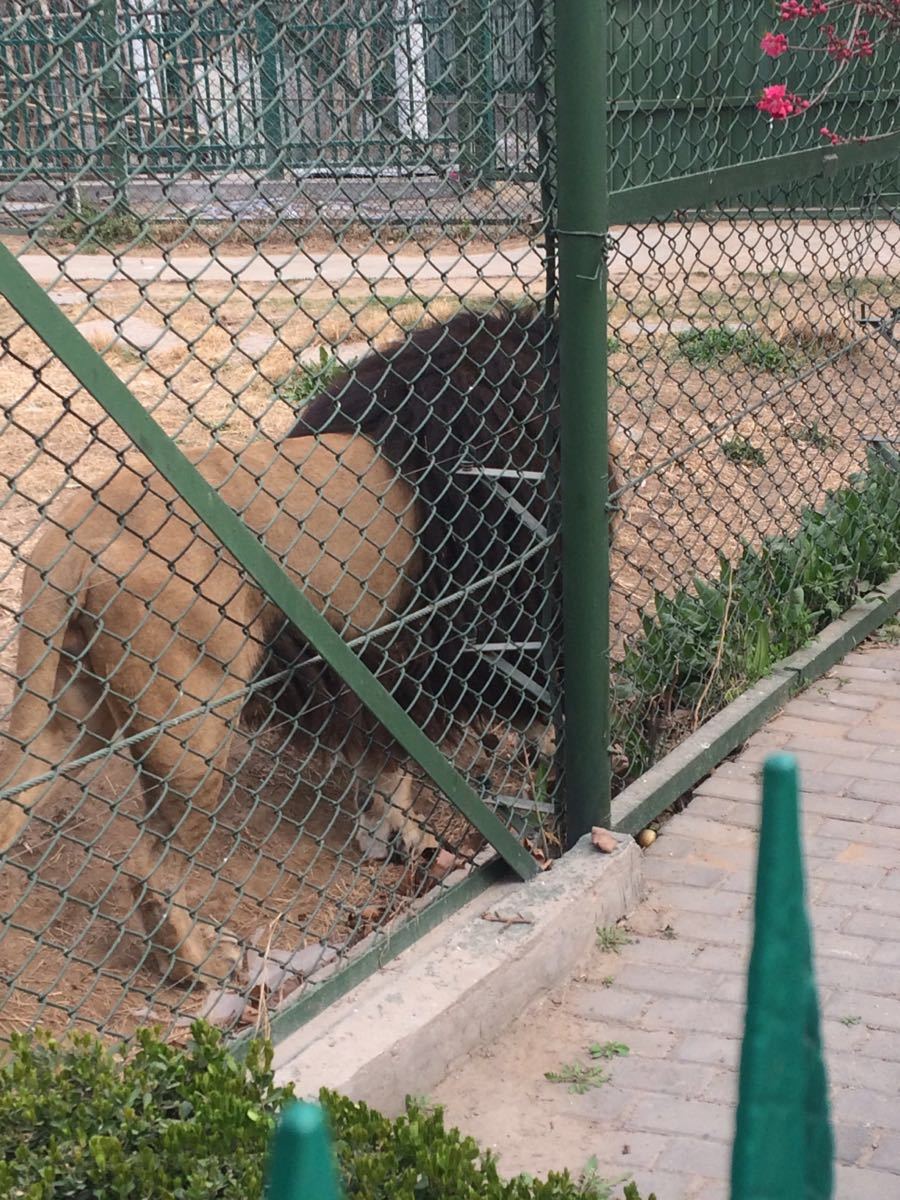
[0,305,621,987]
[0,432,435,981]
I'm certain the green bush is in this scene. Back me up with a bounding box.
[613,450,900,783]
[0,1022,653,1200]
[54,202,146,248]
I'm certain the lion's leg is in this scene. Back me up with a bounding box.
[355,756,438,862]
[0,658,118,853]
[82,593,258,985]
[96,651,247,983]
[0,718,79,853]
[126,727,243,985]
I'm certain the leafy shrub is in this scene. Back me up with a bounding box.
[613,451,900,784]
[0,1021,653,1200]
[675,326,790,372]
[54,202,146,248]
[280,346,347,408]
[0,1023,289,1199]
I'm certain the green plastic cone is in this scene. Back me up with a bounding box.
[265,1101,343,1200]
[731,752,833,1199]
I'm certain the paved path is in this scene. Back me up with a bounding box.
[432,640,900,1200]
[16,219,896,289]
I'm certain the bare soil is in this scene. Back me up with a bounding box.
[0,241,897,1041]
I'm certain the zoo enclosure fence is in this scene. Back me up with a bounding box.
[0,0,898,1046]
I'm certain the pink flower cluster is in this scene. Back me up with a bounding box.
[758,0,887,141]
[756,83,810,119]
[778,0,827,18]
[760,31,790,56]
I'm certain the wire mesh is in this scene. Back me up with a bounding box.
[0,0,563,1041]
[604,1,900,793]
[608,180,900,791]
[0,0,898,1047]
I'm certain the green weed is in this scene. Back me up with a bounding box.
[596,925,632,953]
[545,1062,611,1094]
[279,346,346,407]
[578,1157,631,1200]
[589,1041,630,1059]
[721,437,766,467]
[790,421,838,451]
[675,326,790,372]
[55,202,146,248]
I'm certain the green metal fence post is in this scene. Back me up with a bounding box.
[456,0,495,180]
[471,0,496,179]
[554,0,611,845]
[97,0,128,211]
[731,752,834,1199]
[255,3,284,177]
[265,1103,344,1200]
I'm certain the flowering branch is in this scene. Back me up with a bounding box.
[755,0,898,140]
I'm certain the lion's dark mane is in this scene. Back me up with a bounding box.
[258,306,567,754]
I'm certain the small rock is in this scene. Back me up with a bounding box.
[197,989,247,1027]
[591,826,618,853]
[245,939,338,994]
[246,947,289,994]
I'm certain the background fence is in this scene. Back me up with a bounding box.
[0,0,898,1045]
[2,1,899,198]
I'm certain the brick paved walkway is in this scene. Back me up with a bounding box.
[432,641,900,1199]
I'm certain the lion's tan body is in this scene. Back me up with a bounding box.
[0,432,427,981]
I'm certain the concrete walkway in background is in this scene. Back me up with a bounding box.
[432,640,900,1200]
[14,219,898,291]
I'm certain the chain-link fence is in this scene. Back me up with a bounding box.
[0,0,898,1045]
[607,180,900,806]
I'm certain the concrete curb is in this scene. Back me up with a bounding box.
[272,834,643,1113]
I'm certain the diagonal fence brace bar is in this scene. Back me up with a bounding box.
[0,243,539,882]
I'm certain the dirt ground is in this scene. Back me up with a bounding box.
[0,234,897,1041]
